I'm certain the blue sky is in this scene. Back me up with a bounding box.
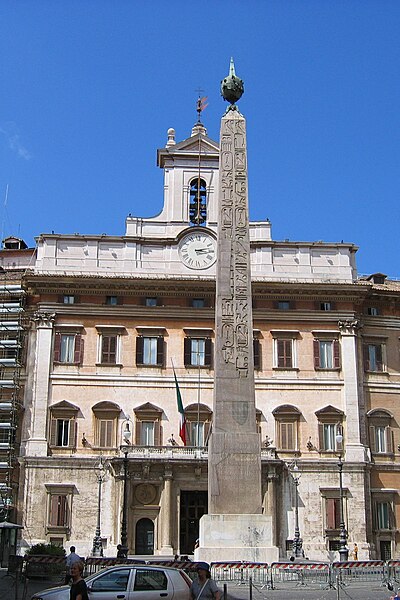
[1,0,400,277]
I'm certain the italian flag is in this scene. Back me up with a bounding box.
[173,369,187,446]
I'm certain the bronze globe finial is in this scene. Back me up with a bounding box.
[221,57,244,111]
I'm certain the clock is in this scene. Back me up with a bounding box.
[178,232,217,270]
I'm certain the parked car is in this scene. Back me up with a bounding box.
[31,564,192,600]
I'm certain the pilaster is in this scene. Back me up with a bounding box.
[25,312,55,456]
[338,319,367,462]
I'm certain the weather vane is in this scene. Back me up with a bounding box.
[196,90,208,123]
[221,57,244,111]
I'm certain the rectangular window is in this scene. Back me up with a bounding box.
[145,297,158,307]
[63,295,75,304]
[56,420,70,447]
[314,339,340,370]
[184,338,212,368]
[49,494,69,527]
[320,341,333,368]
[323,424,336,451]
[364,343,384,372]
[377,502,390,529]
[136,336,164,367]
[100,334,118,364]
[143,337,158,365]
[190,421,205,446]
[106,296,118,306]
[326,497,341,530]
[140,421,155,446]
[191,338,205,366]
[277,301,290,310]
[320,302,332,311]
[192,298,205,308]
[98,419,114,447]
[60,335,75,363]
[275,339,293,368]
[375,426,387,453]
[54,333,83,364]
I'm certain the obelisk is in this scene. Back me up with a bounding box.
[196,59,278,563]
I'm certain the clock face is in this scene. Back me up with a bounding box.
[179,232,217,270]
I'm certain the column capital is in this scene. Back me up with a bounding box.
[338,319,362,336]
[32,311,56,328]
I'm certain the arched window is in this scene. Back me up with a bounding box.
[189,178,207,225]
[272,405,302,452]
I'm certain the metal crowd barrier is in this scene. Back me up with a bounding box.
[332,560,385,584]
[387,560,400,584]
[211,562,270,586]
[270,562,330,589]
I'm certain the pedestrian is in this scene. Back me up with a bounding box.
[190,562,221,600]
[69,561,88,600]
[351,543,358,560]
[116,544,127,558]
[65,546,81,585]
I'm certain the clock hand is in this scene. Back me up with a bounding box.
[195,248,213,254]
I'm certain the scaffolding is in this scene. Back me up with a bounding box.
[0,276,26,522]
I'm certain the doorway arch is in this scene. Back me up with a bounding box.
[135,518,154,555]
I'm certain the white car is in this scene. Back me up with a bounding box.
[31,564,192,600]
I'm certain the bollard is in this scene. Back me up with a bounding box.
[249,575,252,600]
[223,583,227,600]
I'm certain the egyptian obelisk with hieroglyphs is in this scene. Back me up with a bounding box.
[196,60,279,563]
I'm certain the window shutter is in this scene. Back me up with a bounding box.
[74,334,82,364]
[49,495,59,526]
[205,338,212,367]
[63,495,70,527]
[50,418,57,446]
[277,339,285,367]
[376,344,383,371]
[253,339,260,370]
[386,426,393,454]
[68,419,77,448]
[280,422,294,450]
[53,333,61,362]
[184,338,191,367]
[363,344,370,371]
[326,498,336,530]
[369,425,376,452]
[204,421,211,446]
[318,422,324,451]
[285,340,292,367]
[333,340,340,369]
[154,420,161,446]
[156,337,164,367]
[313,339,320,369]
[135,420,142,445]
[136,336,144,365]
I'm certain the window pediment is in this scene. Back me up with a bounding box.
[134,402,163,416]
[50,400,79,416]
[92,401,121,415]
[273,404,301,419]
[315,405,344,419]
[367,408,393,420]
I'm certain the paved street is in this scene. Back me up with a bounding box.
[0,570,395,600]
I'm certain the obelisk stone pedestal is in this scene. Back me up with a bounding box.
[196,98,278,563]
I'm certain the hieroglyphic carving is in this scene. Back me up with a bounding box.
[218,114,253,380]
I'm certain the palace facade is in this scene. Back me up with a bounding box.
[5,121,399,560]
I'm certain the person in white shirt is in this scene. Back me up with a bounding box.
[65,546,81,585]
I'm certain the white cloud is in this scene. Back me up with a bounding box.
[0,122,32,160]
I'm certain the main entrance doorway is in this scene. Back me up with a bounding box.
[135,518,154,555]
[180,491,207,555]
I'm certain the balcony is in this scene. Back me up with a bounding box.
[117,445,278,461]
